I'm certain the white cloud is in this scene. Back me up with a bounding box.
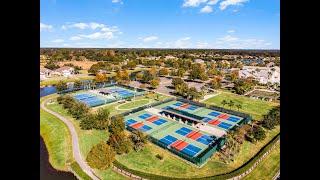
[112,0,122,3]
[70,36,82,41]
[196,42,209,48]
[183,0,208,7]
[72,23,89,29]
[52,39,64,43]
[40,23,53,32]
[141,36,159,42]
[227,29,235,33]
[214,34,272,49]
[200,5,213,13]
[218,35,239,42]
[219,0,249,10]
[79,31,114,40]
[174,37,192,48]
[208,0,219,5]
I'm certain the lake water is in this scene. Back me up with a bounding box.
[40,136,77,180]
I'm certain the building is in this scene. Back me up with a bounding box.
[239,66,280,84]
[40,67,52,81]
[53,66,75,77]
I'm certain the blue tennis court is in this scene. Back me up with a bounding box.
[218,122,233,130]
[126,119,137,126]
[153,119,167,125]
[139,125,152,132]
[173,102,184,106]
[227,116,240,122]
[208,111,221,117]
[138,113,152,119]
[159,135,178,146]
[187,105,198,110]
[180,144,202,157]
[196,135,214,145]
[202,117,212,123]
[175,127,193,136]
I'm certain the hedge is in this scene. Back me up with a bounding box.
[112,133,280,180]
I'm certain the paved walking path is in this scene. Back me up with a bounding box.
[41,98,100,180]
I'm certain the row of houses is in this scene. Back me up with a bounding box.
[40,66,75,81]
[238,65,280,85]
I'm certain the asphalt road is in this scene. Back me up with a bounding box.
[41,98,100,180]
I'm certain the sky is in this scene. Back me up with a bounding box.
[40,0,280,49]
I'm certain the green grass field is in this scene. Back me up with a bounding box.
[70,162,92,180]
[116,126,280,178]
[243,142,280,180]
[118,99,151,109]
[40,95,73,171]
[203,91,279,120]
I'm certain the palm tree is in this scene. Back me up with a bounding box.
[228,100,235,110]
[221,100,227,107]
[236,104,242,111]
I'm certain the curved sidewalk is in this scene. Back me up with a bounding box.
[41,99,100,180]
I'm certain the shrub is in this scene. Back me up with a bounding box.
[107,132,132,155]
[155,154,164,160]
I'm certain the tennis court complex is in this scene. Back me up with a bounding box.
[124,99,250,166]
[73,85,145,107]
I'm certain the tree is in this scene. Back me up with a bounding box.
[94,108,110,130]
[175,82,189,98]
[56,81,68,92]
[234,79,254,95]
[109,115,125,134]
[68,102,90,120]
[95,73,107,83]
[107,132,132,155]
[44,61,60,70]
[73,80,82,90]
[221,100,227,107]
[130,130,148,152]
[228,100,235,110]
[86,142,115,170]
[177,68,186,77]
[172,77,184,87]
[80,113,96,130]
[159,68,169,76]
[187,87,201,101]
[126,61,137,69]
[262,106,280,130]
[248,126,266,141]
[135,72,144,81]
[230,70,239,82]
[189,63,208,81]
[236,103,242,111]
[209,77,222,89]
[150,79,160,89]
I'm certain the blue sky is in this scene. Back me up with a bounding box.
[40,0,279,49]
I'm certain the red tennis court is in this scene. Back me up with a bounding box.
[189,132,203,140]
[174,141,188,151]
[131,122,144,129]
[146,116,159,122]
[208,119,221,125]
[180,103,190,109]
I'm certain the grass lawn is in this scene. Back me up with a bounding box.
[203,91,279,120]
[116,126,280,178]
[243,142,280,180]
[118,99,151,109]
[70,162,92,180]
[40,95,73,171]
[95,169,128,180]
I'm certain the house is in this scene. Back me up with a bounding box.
[239,66,280,84]
[194,59,204,64]
[53,66,75,77]
[40,67,52,81]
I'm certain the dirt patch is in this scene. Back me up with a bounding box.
[58,61,98,70]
